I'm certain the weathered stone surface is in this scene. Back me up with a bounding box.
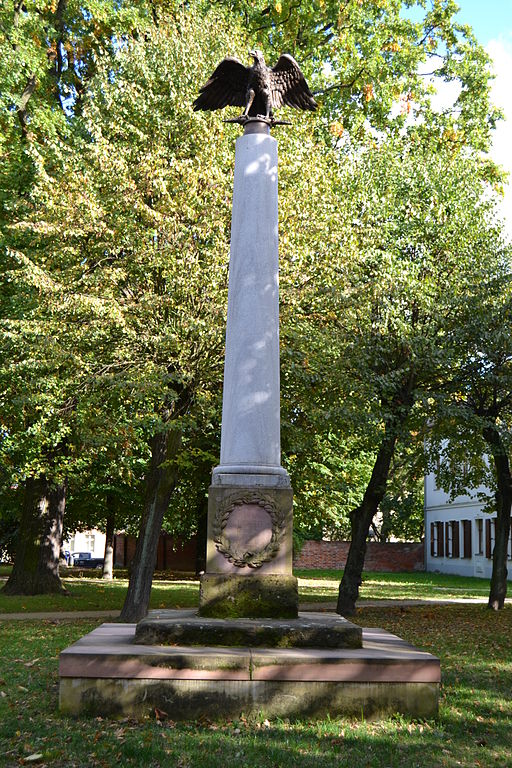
[205,484,294,577]
[198,573,298,619]
[60,678,439,720]
[59,623,440,719]
[135,610,362,648]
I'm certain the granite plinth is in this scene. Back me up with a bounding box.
[199,573,298,619]
[135,609,362,648]
[59,622,440,719]
[200,481,297,619]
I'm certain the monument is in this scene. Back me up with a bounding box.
[58,51,440,719]
[196,52,318,618]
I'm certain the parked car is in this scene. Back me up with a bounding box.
[71,552,104,568]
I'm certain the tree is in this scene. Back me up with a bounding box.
[231,0,499,151]
[1,1,154,592]
[432,252,512,610]
[3,477,67,595]
[282,135,508,615]
[1,0,503,606]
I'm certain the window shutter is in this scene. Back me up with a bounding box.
[438,522,444,557]
[430,522,435,556]
[452,521,460,558]
[486,519,492,558]
[463,520,472,558]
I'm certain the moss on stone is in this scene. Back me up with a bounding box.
[199,574,298,619]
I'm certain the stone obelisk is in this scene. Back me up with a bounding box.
[199,122,298,618]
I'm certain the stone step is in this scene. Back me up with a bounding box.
[59,620,440,720]
[134,609,362,648]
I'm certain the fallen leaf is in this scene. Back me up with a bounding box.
[24,755,44,763]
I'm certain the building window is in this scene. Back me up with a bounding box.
[445,522,452,557]
[430,521,444,557]
[462,520,472,559]
[452,521,460,558]
[84,533,96,553]
[445,521,460,559]
[476,519,483,555]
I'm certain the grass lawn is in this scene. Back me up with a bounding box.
[0,570,493,614]
[295,570,492,603]
[0,577,200,614]
[0,604,511,767]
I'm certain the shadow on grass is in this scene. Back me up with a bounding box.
[0,605,511,767]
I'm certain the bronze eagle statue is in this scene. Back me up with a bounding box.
[193,50,317,121]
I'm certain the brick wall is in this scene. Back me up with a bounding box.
[114,533,197,572]
[113,534,424,573]
[293,540,424,572]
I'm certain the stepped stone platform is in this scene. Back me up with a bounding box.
[59,614,440,720]
[135,609,362,648]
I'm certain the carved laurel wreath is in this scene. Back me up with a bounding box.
[213,491,285,568]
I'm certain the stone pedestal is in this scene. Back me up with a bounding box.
[200,479,296,618]
[198,124,297,618]
[59,620,441,720]
[135,610,362,648]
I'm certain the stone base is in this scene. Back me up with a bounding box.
[59,622,440,720]
[199,573,298,619]
[201,480,297,619]
[135,610,362,648]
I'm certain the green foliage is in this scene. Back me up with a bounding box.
[223,0,500,151]
[1,0,508,547]
[425,215,512,505]
[1,5,247,534]
[281,131,509,539]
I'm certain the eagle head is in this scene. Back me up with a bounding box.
[249,49,266,66]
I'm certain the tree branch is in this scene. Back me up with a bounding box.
[17,75,37,138]
[313,67,366,96]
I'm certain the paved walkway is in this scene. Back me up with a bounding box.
[0,597,492,621]
[301,597,490,611]
[0,609,122,621]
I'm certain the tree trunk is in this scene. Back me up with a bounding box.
[337,382,414,616]
[102,494,116,580]
[336,432,398,616]
[3,476,67,595]
[483,424,512,610]
[119,426,182,622]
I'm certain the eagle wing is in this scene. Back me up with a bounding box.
[270,54,317,111]
[193,57,249,111]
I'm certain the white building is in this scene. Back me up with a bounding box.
[424,471,512,579]
[63,530,106,560]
